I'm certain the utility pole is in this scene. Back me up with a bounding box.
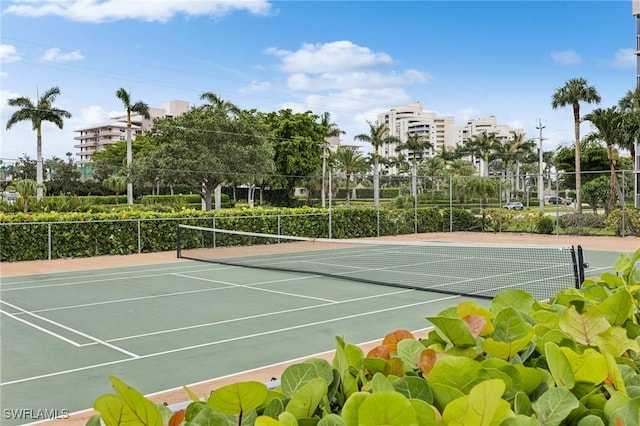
[536,119,546,211]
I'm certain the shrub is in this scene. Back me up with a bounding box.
[559,213,605,233]
[536,216,555,234]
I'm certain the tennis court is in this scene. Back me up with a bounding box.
[0,232,634,425]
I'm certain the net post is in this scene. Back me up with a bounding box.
[176,224,182,258]
[570,245,580,289]
[577,245,586,286]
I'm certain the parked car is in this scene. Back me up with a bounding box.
[503,202,524,211]
[547,196,571,206]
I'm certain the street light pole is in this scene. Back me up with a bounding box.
[321,144,327,208]
[536,119,546,211]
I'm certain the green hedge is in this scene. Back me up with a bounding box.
[0,207,483,262]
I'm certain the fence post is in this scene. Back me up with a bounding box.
[328,169,333,239]
[449,174,453,232]
[137,219,142,254]
[48,222,52,260]
[622,172,626,238]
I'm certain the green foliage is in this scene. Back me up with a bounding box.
[605,208,640,236]
[536,216,555,234]
[559,213,605,235]
[88,249,640,426]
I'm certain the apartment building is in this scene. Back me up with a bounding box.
[74,100,189,164]
[376,102,456,174]
[376,102,524,176]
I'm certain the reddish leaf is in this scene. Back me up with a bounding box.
[463,314,487,339]
[367,345,390,360]
[381,329,415,353]
[416,349,449,377]
[169,409,185,426]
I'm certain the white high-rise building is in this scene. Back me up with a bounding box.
[74,100,189,164]
[376,102,456,174]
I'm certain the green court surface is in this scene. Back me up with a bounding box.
[0,247,628,425]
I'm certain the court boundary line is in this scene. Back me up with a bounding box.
[0,300,140,359]
[0,293,459,387]
[0,309,83,347]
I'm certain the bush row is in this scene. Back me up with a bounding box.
[0,207,481,262]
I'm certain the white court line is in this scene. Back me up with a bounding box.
[1,293,458,386]
[19,275,319,315]
[0,309,83,347]
[171,273,337,303]
[0,265,236,291]
[0,300,140,359]
[0,262,231,286]
[96,288,413,344]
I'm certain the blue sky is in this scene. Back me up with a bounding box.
[0,0,637,164]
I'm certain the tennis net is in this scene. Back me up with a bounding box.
[176,224,583,300]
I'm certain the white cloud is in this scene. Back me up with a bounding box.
[79,105,110,125]
[42,48,84,62]
[0,72,8,79]
[3,0,273,23]
[551,50,583,65]
[455,108,481,123]
[239,80,271,93]
[266,41,393,74]
[0,44,21,63]
[610,48,635,70]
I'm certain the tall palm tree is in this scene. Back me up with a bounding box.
[319,112,344,208]
[583,107,625,211]
[355,122,400,208]
[551,78,601,214]
[419,156,446,197]
[330,146,368,207]
[115,88,150,205]
[395,132,433,197]
[618,87,640,163]
[200,92,241,117]
[492,132,535,200]
[6,87,72,201]
[466,131,499,177]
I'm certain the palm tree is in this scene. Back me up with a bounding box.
[551,78,601,213]
[583,107,625,211]
[115,88,150,205]
[465,177,499,231]
[395,132,433,197]
[6,87,72,202]
[492,132,535,200]
[319,112,344,208]
[419,156,446,198]
[330,146,368,207]
[200,92,241,117]
[102,176,127,204]
[618,87,640,163]
[448,159,475,177]
[466,131,499,177]
[9,178,38,213]
[355,122,400,208]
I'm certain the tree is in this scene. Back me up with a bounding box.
[9,178,38,213]
[554,142,609,190]
[115,88,150,205]
[551,77,601,213]
[102,176,127,203]
[492,132,535,200]
[200,92,241,117]
[355,122,400,208]
[330,146,368,207]
[448,159,475,177]
[466,131,499,178]
[47,152,81,195]
[584,107,626,211]
[395,132,433,197]
[319,112,344,208]
[6,87,72,201]
[464,177,499,231]
[419,156,446,198]
[259,109,325,202]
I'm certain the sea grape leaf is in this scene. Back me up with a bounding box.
[535,329,578,354]
[317,414,346,426]
[462,314,488,339]
[281,364,319,397]
[491,290,534,314]
[545,342,575,389]
[367,345,390,360]
[483,331,534,359]
[580,283,609,303]
[597,272,625,288]
[491,308,532,341]
[109,376,163,426]
[264,397,286,419]
[597,288,634,326]
[277,411,298,426]
[430,383,465,413]
[610,398,640,425]
[426,356,482,394]
[408,398,439,425]
[397,338,426,365]
[340,392,369,426]
[185,401,207,422]
[593,327,640,357]
[531,310,560,329]
[392,376,433,404]
[381,329,415,353]
[603,391,630,419]
[207,381,268,415]
[183,385,202,402]
[458,379,510,426]
[575,415,605,426]
[387,357,405,378]
[604,353,627,394]
[285,378,327,419]
[357,392,418,426]
[559,347,608,384]
[333,337,362,398]
[558,305,610,346]
[371,372,394,393]
[363,357,388,375]
[513,365,544,395]
[531,387,579,426]
[513,391,533,416]
[157,404,173,425]
[456,301,494,335]
[500,415,541,426]
[188,407,231,426]
[85,415,102,426]
[302,359,334,388]
[255,416,287,426]
[425,316,477,347]
[94,393,138,426]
